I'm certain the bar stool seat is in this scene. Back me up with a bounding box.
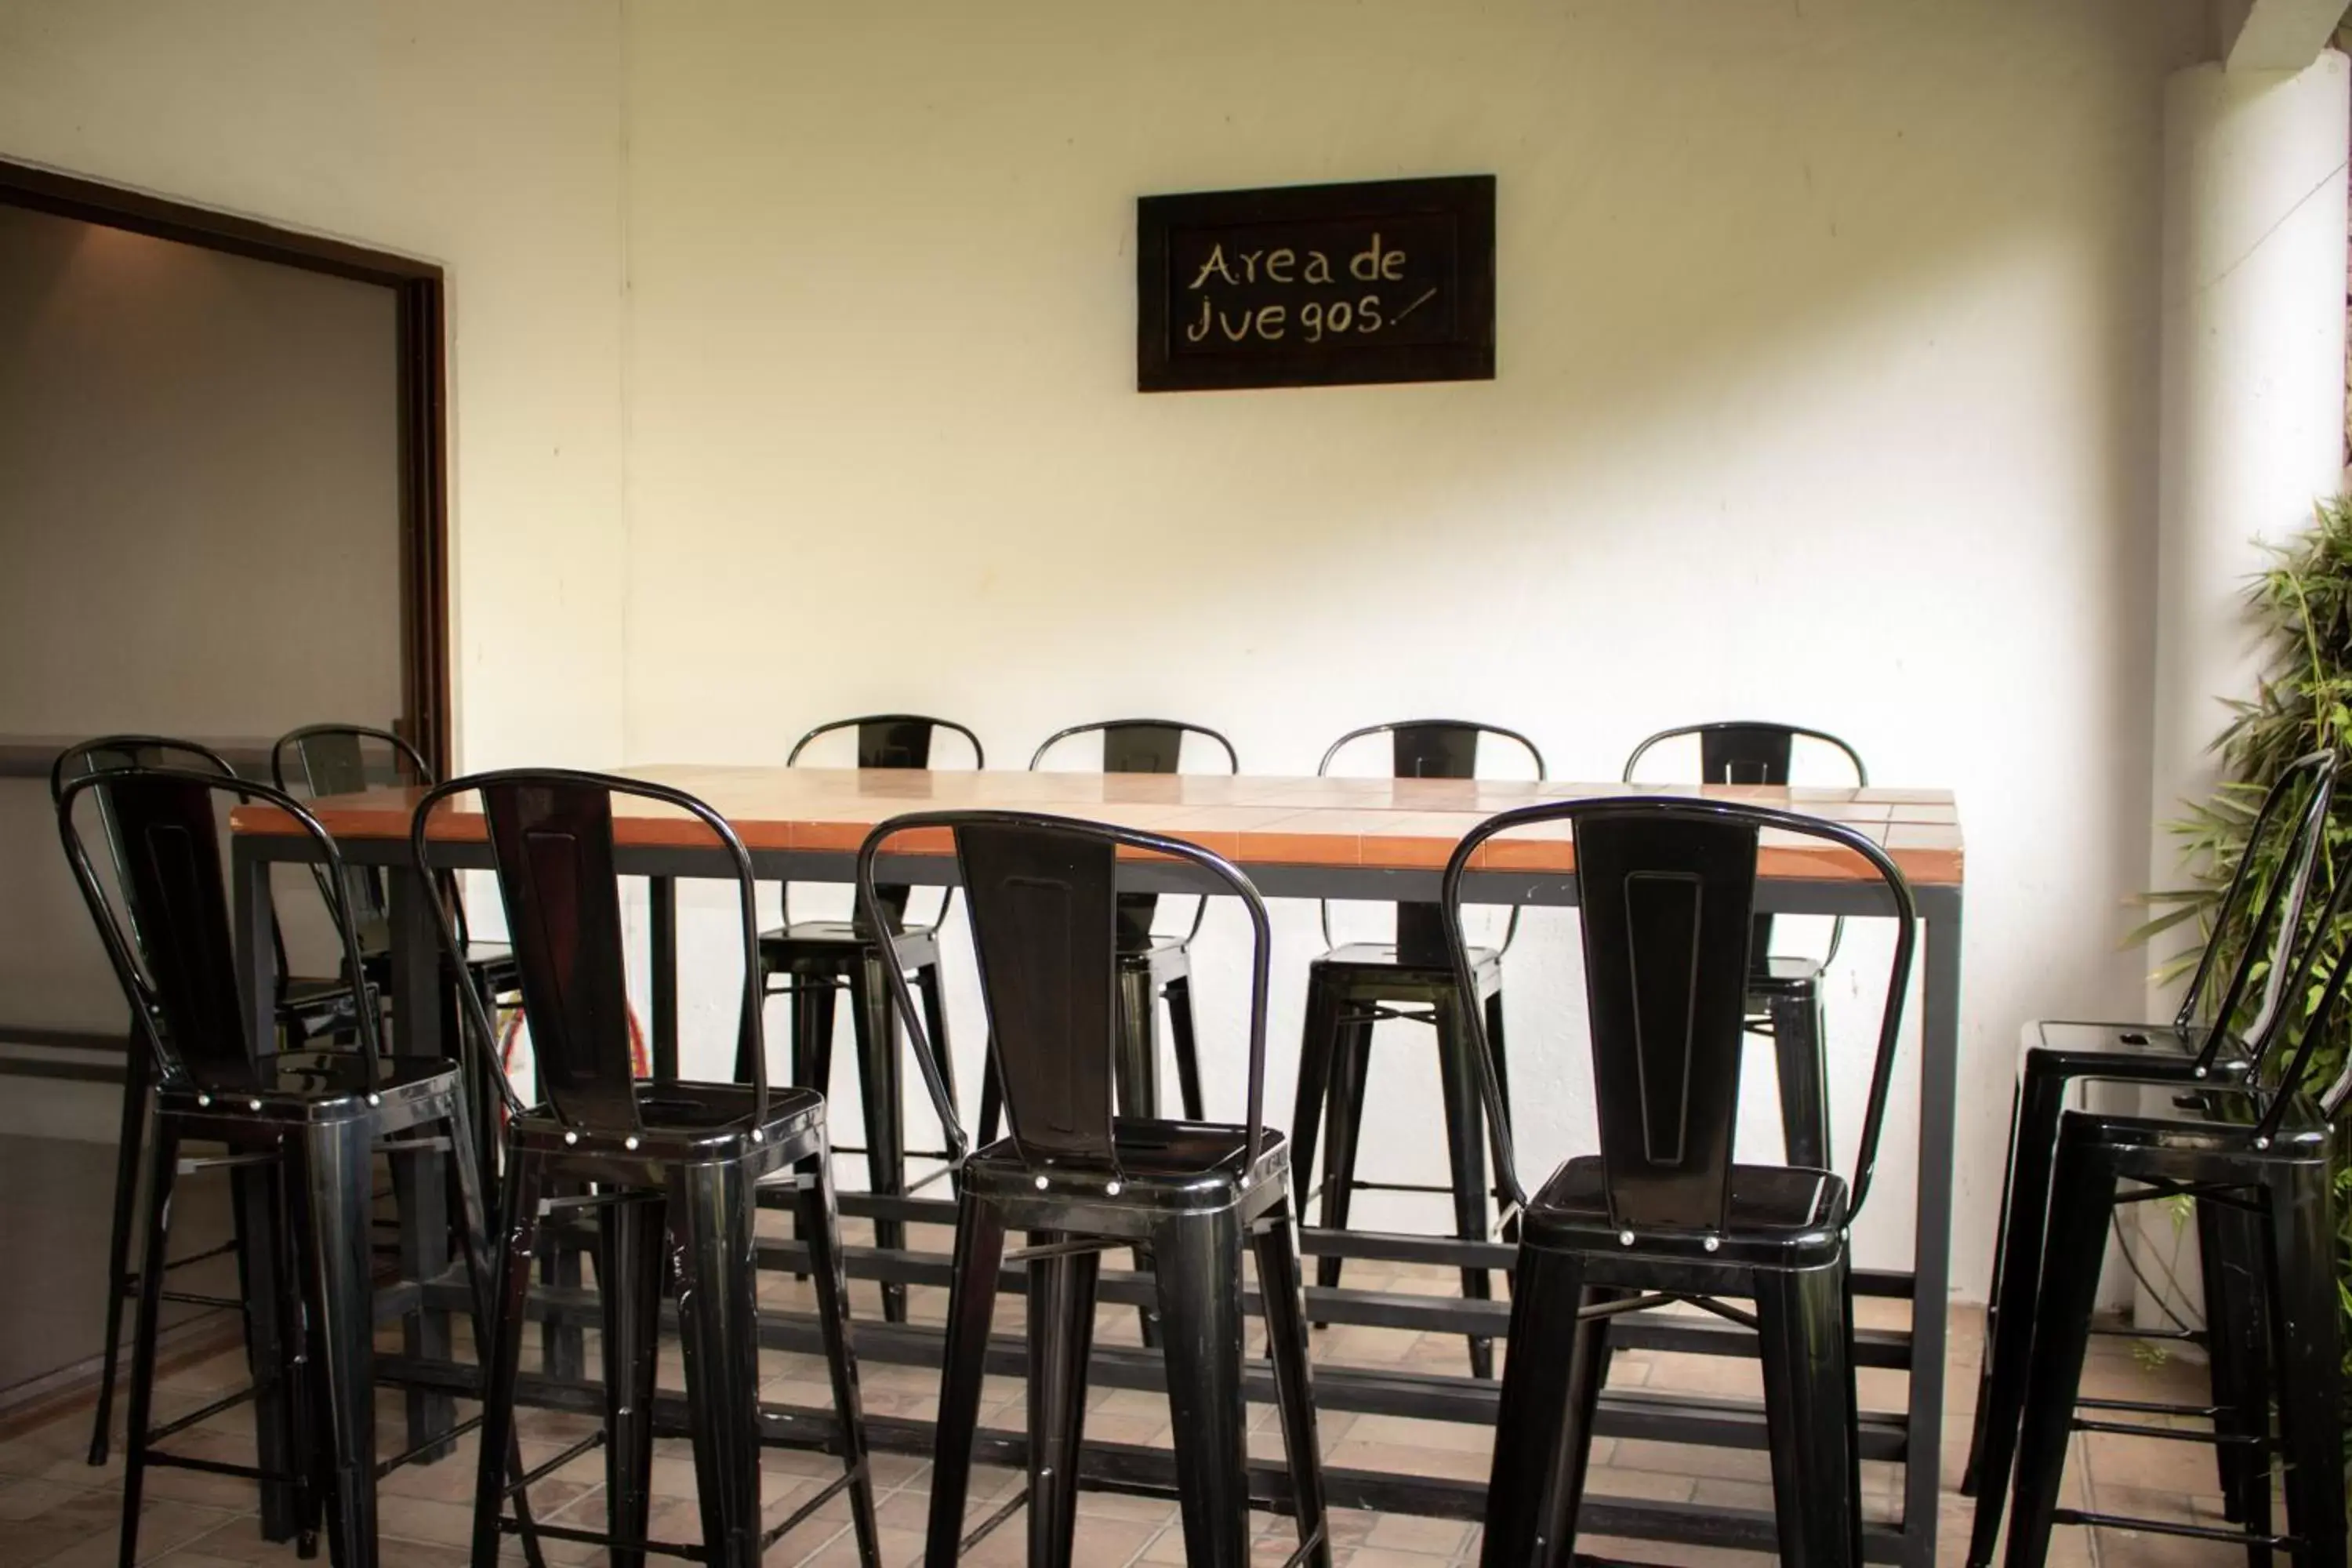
[967,1117,1289,1201]
[1530,1156,1843,1258]
[158,1047,461,1112]
[2020,1017,2244,1073]
[512,1079,826,1153]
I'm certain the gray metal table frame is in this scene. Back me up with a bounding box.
[228,831,1962,1566]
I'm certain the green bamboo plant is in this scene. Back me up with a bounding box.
[2136,495,2352,1423]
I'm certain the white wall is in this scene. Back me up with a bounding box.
[0,0,631,771]
[619,0,2209,1290]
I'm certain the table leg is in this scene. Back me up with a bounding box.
[230,839,296,1538]
[650,875,678,1082]
[1903,896,1962,1568]
[388,863,457,1460]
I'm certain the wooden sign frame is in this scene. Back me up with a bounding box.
[1136,174,1495,393]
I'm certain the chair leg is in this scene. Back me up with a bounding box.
[2263,1159,2347,1566]
[117,1118,179,1568]
[295,1118,379,1568]
[1961,1076,2027,1496]
[1166,972,1206,1123]
[1755,1258,1861,1568]
[1287,971,1339,1274]
[1994,1132,2116,1568]
[912,956,960,1120]
[670,1156,767,1568]
[2194,1198,2267,1539]
[1250,1196,1330,1566]
[91,1050,150,1467]
[975,1046,1004,1149]
[1483,989,1519,1246]
[1961,1062,2069,1530]
[601,1196,667,1568]
[1314,1013,1374,1301]
[796,1149,881,1565]
[1116,962,1165,1348]
[1152,1211,1251,1567]
[437,1094,546,1568]
[924,1188,1007,1563]
[1025,1233,1103,1568]
[1479,1245,1593,1568]
[231,1152,299,1540]
[1766,984,1830,1169]
[473,1151,546,1568]
[1433,994,1496,1380]
[787,978,834,1284]
[849,953,909,1323]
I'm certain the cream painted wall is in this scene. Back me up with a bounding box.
[619,0,2208,1292]
[0,0,630,771]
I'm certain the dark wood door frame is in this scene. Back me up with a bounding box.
[0,156,453,772]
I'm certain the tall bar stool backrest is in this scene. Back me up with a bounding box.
[408,769,768,1133]
[2232,828,2352,1138]
[56,765,382,1091]
[271,724,437,954]
[2167,750,2337,1069]
[786,714,985,933]
[1030,719,1240,948]
[1624,721,1867,978]
[855,811,1272,1176]
[1317,720,1546,961]
[1440,798,1917,1230]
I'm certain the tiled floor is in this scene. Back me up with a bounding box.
[0,1216,2256,1567]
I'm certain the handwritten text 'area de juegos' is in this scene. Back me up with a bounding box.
[1182,232,1438,347]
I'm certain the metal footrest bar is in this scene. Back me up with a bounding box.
[379,1413,487,1479]
[147,1382,262,1443]
[503,1425,604,1495]
[2070,1417,2262,1446]
[495,1516,708,1563]
[2087,1323,2204,1344]
[959,1486,1028,1552]
[757,1464,860,1551]
[2049,1509,2289,1548]
[2075,1396,2221,1416]
[147,1451,302,1484]
[158,1290,248,1311]
[160,1239,240,1271]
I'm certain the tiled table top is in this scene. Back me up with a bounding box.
[231,768,1963,887]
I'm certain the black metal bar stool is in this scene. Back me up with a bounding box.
[57,765,512,1568]
[1290,718,1541,1379]
[857,811,1330,1568]
[1958,746,2336,1544]
[753,713,977,1323]
[1623,720,1870,1170]
[55,735,371,1470]
[1442,797,1918,1568]
[1977,862,2350,1568]
[416,769,880,1568]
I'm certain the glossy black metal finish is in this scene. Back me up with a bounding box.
[1440,797,1918,1567]
[57,764,506,1568]
[1971,817,2352,1568]
[1004,720,1242,1346]
[1295,720,1543,1378]
[1624,720,1871,1169]
[856,811,1328,1567]
[758,715,983,1323]
[56,736,383,1467]
[413,768,880,1568]
[1958,749,2336,1517]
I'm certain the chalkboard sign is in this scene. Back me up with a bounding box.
[1136,175,1494,393]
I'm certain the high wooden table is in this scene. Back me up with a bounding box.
[231,768,1964,1566]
